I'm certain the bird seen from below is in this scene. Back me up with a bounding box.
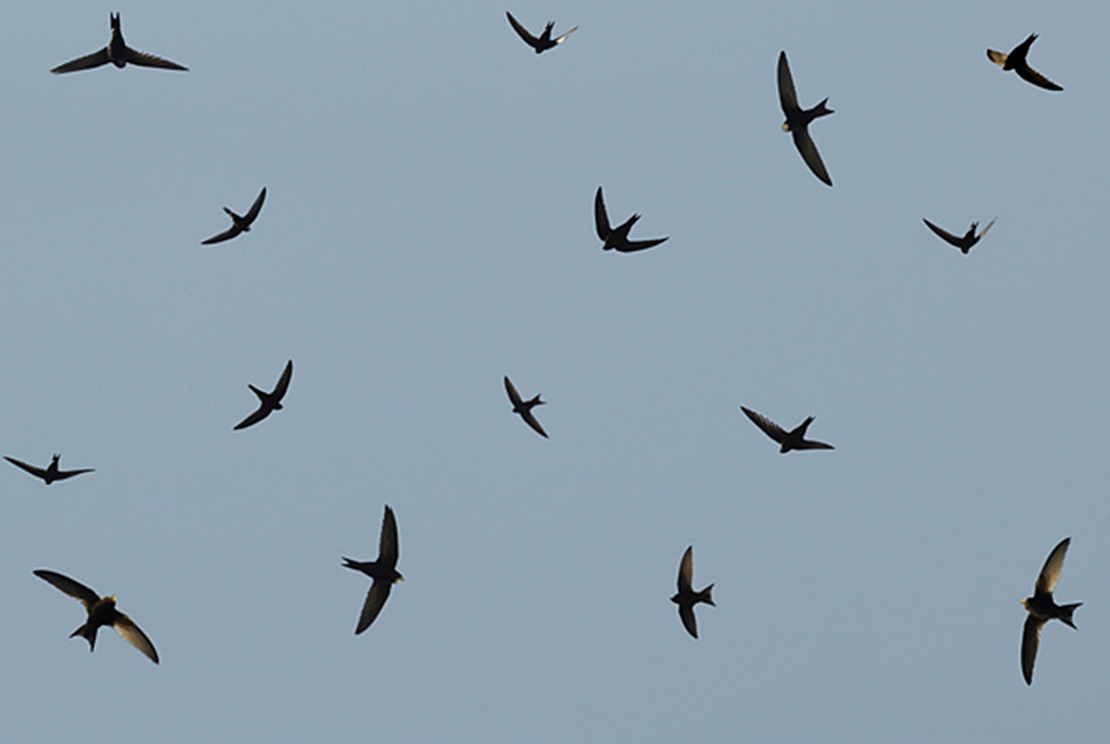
[234,359,293,430]
[4,453,93,485]
[594,187,668,253]
[504,375,548,438]
[343,505,403,634]
[1021,537,1081,685]
[33,569,159,664]
[922,217,997,254]
[740,406,834,453]
[51,13,187,74]
[987,34,1063,91]
[202,187,267,245]
[671,546,715,639]
[777,50,834,186]
[505,11,577,54]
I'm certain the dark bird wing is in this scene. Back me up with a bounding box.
[922,218,964,248]
[201,225,243,245]
[113,612,159,663]
[795,439,834,451]
[51,47,110,74]
[619,236,669,253]
[678,603,699,639]
[33,569,100,609]
[1022,614,1045,685]
[271,360,294,402]
[740,406,786,444]
[519,408,548,438]
[243,187,267,224]
[594,187,611,240]
[677,546,694,593]
[379,505,399,568]
[1036,537,1070,594]
[234,406,270,430]
[506,11,540,49]
[791,129,832,187]
[355,579,393,634]
[52,467,95,481]
[776,51,798,113]
[5,456,49,480]
[503,376,524,407]
[1015,63,1062,91]
[122,46,188,71]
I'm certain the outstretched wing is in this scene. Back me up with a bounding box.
[677,546,694,593]
[740,406,786,444]
[1021,614,1044,685]
[619,236,669,253]
[594,187,611,240]
[5,456,49,480]
[113,613,160,664]
[977,217,998,240]
[506,12,540,50]
[33,569,100,609]
[922,218,963,248]
[553,26,579,45]
[503,376,523,407]
[271,360,294,402]
[795,439,834,451]
[1036,537,1070,595]
[201,225,243,245]
[233,405,270,430]
[519,408,548,439]
[122,46,188,71]
[776,51,798,114]
[1015,64,1063,92]
[51,47,110,74]
[379,505,399,568]
[355,579,393,634]
[986,49,1008,68]
[53,467,95,481]
[243,187,267,225]
[791,129,832,186]
[678,603,699,639]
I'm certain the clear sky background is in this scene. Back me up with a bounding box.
[2,2,1108,742]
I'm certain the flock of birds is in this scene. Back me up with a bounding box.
[16,11,1079,687]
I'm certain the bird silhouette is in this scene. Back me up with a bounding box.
[670,546,714,639]
[987,34,1063,92]
[505,12,577,54]
[922,217,997,254]
[777,51,834,186]
[740,406,834,453]
[4,453,93,484]
[504,376,548,438]
[1021,537,1081,685]
[594,187,668,253]
[51,13,187,74]
[33,569,158,664]
[343,505,403,634]
[202,188,267,245]
[234,359,293,430]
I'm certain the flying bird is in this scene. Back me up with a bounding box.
[594,187,668,253]
[51,13,187,74]
[987,34,1063,92]
[33,569,159,664]
[777,51,834,186]
[202,188,267,245]
[1021,537,1081,685]
[740,406,834,453]
[504,375,548,438]
[506,11,577,54]
[670,546,715,639]
[922,217,997,254]
[4,453,93,484]
[343,505,403,634]
[234,359,293,430]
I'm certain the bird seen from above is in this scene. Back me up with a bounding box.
[234,359,294,430]
[671,546,715,639]
[1021,537,1081,685]
[922,217,997,254]
[51,13,188,74]
[740,406,834,453]
[343,505,403,634]
[987,34,1063,92]
[33,569,159,664]
[504,375,548,438]
[505,11,577,54]
[202,188,267,245]
[594,187,668,253]
[4,453,93,484]
[777,51,834,187]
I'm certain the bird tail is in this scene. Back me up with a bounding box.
[1060,603,1082,629]
[812,98,834,118]
[341,557,364,571]
[700,583,715,607]
[69,623,96,651]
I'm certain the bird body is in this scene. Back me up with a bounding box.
[777,51,834,186]
[506,12,577,54]
[1021,538,1081,685]
[740,406,834,453]
[922,217,996,254]
[4,453,93,484]
[33,569,159,664]
[344,505,402,634]
[987,34,1063,91]
[594,187,668,253]
[51,13,187,74]
[202,188,267,245]
[234,359,293,430]
[504,375,548,438]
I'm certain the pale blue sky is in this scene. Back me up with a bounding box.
[3,2,1109,742]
